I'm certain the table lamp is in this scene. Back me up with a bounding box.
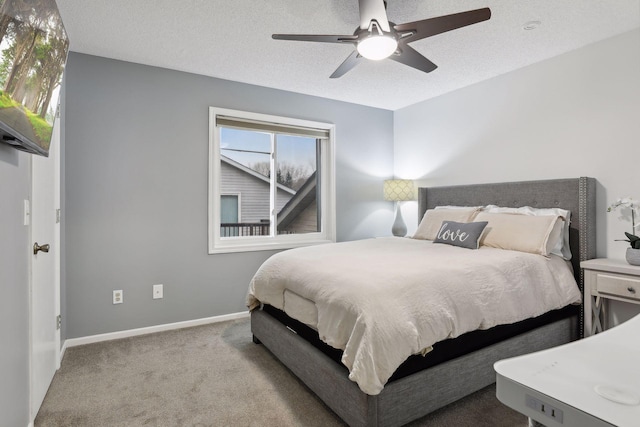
[384,179,416,237]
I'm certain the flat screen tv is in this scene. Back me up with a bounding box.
[0,0,68,157]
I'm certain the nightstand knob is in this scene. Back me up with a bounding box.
[628,287,636,294]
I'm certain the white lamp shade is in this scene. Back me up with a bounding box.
[384,179,416,202]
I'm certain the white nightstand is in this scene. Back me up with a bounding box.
[581,258,640,336]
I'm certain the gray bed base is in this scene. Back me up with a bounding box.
[251,177,596,427]
[252,309,577,427]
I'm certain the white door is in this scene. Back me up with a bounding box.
[30,117,61,421]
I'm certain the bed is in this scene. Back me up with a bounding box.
[248,177,596,427]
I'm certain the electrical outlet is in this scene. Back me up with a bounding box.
[113,290,123,304]
[153,284,163,299]
[526,395,563,423]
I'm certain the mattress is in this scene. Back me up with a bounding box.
[263,302,578,382]
[277,288,578,381]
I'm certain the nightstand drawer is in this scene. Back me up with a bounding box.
[596,273,640,301]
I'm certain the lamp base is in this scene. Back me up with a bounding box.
[392,202,407,237]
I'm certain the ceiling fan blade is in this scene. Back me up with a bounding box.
[272,34,358,44]
[330,50,363,78]
[358,0,391,32]
[394,8,491,44]
[388,44,437,74]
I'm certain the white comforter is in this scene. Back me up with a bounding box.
[247,237,581,395]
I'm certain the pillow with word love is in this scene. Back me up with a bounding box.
[433,221,489,250]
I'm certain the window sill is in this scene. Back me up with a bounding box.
[208,237,335,254]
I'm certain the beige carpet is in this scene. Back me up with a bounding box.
[35,318,527,426]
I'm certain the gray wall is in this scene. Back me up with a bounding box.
[394,29,640,325]
[64,53,394,339]
[0,146,30,426]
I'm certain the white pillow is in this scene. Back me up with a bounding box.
[434,205,483,210]
[483,205,572,260]
[474,212,564,256]
[413,208,480,240]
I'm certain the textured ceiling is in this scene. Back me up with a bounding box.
[56,0,640,111]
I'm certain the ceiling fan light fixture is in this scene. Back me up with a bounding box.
[357,35,398,60]
[272,2,492,77]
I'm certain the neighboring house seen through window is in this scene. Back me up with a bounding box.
[220,194,240,236]
[209,107,335,253]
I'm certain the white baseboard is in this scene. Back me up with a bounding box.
[63,311,250,349]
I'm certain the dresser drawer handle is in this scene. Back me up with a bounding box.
[628,287,636,294]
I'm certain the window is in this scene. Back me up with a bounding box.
[209,107,335,253]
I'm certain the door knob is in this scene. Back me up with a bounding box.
[33,242,50,255]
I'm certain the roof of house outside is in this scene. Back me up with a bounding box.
[277,171,317,229]
[220,155,295,195]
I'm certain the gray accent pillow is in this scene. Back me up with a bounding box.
[433,221,488,250]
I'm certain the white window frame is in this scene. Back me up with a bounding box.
[208,107,336,254]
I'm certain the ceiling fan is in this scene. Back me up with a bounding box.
[272,0,491,78]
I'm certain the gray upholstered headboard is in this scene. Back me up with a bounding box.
[418,177,596,336]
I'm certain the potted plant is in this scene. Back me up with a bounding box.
[607,197,640,265]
